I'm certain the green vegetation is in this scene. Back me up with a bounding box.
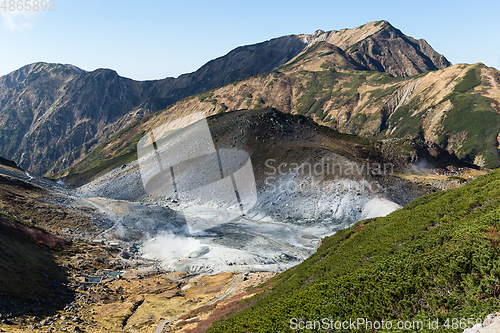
[49,64,73,76]
[218,103,228,114]
[294,70,382,122]
[246,93,253,98]
[295,80,333,117]
[385,96,423,138]
[210,169,500,332]
[439,92,500,167]
[454,67,481,93]
[368,71,404,84]
[0,212,46,232]
[320,61,336,70]
[348,42,359,53]
[295,79,324,115]
[198,91,214,102]
[342,73,366,96]
[448,175,467,183]
[374,20,388,28]
[368,85,400,100]
[57,126,146,186]
[317,69,339,87]
[367,109,382,122]
[349,113,367,128]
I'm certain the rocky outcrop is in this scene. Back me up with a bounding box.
[161,60,500,168]
[384,80,421,117]
[346,21,450,76]
[300,21,450,77]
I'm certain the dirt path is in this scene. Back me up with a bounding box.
[153,272,246,333]
[483,69,500,103]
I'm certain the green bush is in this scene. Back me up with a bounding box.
[320,61,336,70]
[368,85,399,100]
[454,67,481,93]
[209,169,500,332]
[198,91,214,102]
[440,92,500,167]
[218,103,228,113]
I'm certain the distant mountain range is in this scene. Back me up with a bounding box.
[2,19,489,178]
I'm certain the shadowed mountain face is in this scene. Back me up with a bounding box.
[0,63,148,175]
[0,174,75,319]
[342,21,450,76]
[0,36,308,176]
[0,20,450,176]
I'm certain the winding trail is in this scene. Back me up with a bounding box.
[153,272,246,333]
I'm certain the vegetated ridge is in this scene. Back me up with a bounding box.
[206,167,500,332]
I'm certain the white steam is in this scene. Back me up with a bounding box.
[360,198,402,220]
[141,231,202,262]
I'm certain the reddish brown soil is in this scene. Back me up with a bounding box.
[0,215,71,250]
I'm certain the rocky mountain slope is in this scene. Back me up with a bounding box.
[52,108,488,332]
[0,108,439,331]
[0,38,307,176]
[0,163,254,333]
[164,54,500,168]
[0,20,450,177]
[306,20,450,76]
[0,110,490,333]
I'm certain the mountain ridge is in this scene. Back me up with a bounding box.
[0,20,451,176]
[161,58,500,168]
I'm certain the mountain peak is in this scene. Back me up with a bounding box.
[306,21,386,48]
[301,20,450,77]
[13,62,84,76]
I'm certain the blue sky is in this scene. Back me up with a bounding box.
[1,0,499,81]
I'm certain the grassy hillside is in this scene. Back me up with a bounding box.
[208,168,500,332]
[384,65,500,167]
[0,215,69,301]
